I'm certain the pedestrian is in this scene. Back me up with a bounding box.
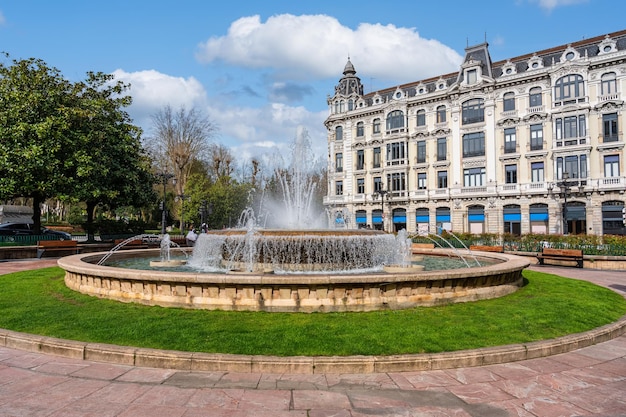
[185,227,198,246]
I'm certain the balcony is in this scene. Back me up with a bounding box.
[598,92,620,103]
[527,105,545,114]
[598,176,626,192]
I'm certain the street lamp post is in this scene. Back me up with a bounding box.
[375,188,388,232]
[556,172,576,235]
[157,172,174,235]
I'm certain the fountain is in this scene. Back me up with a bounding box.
[58,127,530,312]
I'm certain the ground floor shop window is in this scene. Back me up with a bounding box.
[529,203,548,234]
[602,201,625,236]
[468,205,485,234]
[503,205,521,235]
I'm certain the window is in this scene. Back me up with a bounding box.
[503,205,522,236]
[335,153,343,172]
[466,68,477,84]
[462,98,484,124]
[416,109,426,126]
[467,205,485,234]
[437,137,447,161]
[531,162,544,183]
[462,132,485,157]
[529,87,542,107]
[555,115,586,146]
[505,164,518,184]
[530,203,549,234]
[357,178,365,194]
[554,74,585,105]
[504,128,517,153]
[416,141,426,163]
[356,122,364,137]
[386,142,406,165]
[603,113,618,142]
[335,126,343,141]
[373,118,381,134]
[417,172,427,190]
[601,72,617,96]
[373,147,381,168]
[388,172,406,192]
[463,167,485,187]
[356,149,364,170]
[386,110,404,131]
[557,155,587,180]
[437,171,448,188]
[503,92,515,112]
[602,201,625,236]
[348,99,354,111]
[436,105,446,123]
[604,155,620,177]
[530,124,543,150]
[335,180,343,195]
[373,176,383,192]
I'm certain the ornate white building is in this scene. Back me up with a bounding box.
[324,30,626,236]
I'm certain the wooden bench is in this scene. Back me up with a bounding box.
[37,240,78,258]
[469,245,504,253]
[537,248,584,268]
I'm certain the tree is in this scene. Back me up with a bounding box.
[67,72,156,240]
[147,105,218,229]
[0,54,76,231]
[0,55,156,237]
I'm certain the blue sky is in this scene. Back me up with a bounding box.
[1,0,625,165]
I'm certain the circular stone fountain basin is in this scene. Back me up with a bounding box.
[59,248,530,313]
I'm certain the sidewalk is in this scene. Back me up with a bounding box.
[0,259,624,416]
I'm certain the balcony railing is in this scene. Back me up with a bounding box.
[598,92,620,102]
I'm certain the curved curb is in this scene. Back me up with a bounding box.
[2,314,625,374]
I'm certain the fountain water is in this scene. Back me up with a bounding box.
[60,127,529,312]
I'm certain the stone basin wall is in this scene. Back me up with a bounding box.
[59,249,530,313]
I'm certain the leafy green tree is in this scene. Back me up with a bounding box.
[66,72,156,240]
[0,55,156,239]
[0,54,76,230]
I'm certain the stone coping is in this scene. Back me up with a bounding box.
[1,314,625,374]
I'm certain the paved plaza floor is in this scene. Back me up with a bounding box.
[0,259,625,416]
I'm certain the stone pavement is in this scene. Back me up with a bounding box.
[0,259,625,416]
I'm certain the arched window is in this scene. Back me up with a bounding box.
[335,126,343,141]
[416,109,426,126]
[356,121,364,137]
[415,208,429,235]
[529,203,549,234]
[554,74,585,104]
[348,99,354,111]
[386,110,404,130]
[467,205,485,234]
[529,87,542,107]
[373,118,381,134]
[503,205,521,235]
[601,72,617,96]
[462,98,484,124]
[435,207,451,232]
[436,106,446,123]
[503,92,515,112]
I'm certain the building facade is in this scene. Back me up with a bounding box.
[324,30,626,236]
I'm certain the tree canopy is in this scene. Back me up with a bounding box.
[0,54,155,234]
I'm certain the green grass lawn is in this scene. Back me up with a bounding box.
[0,267,624,356]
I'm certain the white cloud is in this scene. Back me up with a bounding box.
[111,69,208,134]
[531,0,588,11]
[196,14,463,83]
[110,68,327,163]
[0,11,5,26]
